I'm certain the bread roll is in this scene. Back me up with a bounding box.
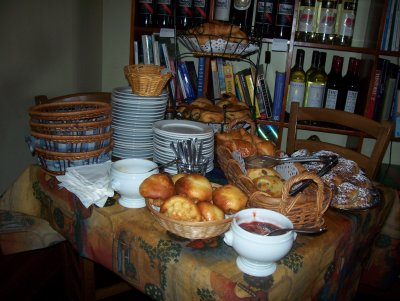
[246,168,281,180]
[160,195,202,222]
[256,140,277,156]
[175,173,213,202]
[139,173,176,206]
[199,110,224,123]
[253,175,284,197]
[212,184,248,214]
[197,201,225,221]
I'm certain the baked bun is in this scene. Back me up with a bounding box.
[171,173,186,184]
[139,173,176,206]
[253,175,284,197]
[160,195,202,222]
[232,139,257,157]
[212,184,248,214]
[191,97,214,108]
[199,110,224,123]
[197,201,225,221]
[175,173,213,202]
[247,167,281,180]
[256,140,277,156]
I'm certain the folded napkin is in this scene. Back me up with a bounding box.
[56,161,114,208]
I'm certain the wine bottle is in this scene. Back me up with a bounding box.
[231,0,255,34]
[273,0,295,40]
[192,0,208,26]
[254,0,275,38]
[315,0,338,44]
[295,0,317,42]
[176,0,193,29]
[214,0,232,21]
[304,51,327,108]
[286,49,306,114]
[341,57,361,113]
[335,0,358,46]
[323,55,344,109]
[137,0,156,27]
[156,0,174,27]
[305,50,319,81]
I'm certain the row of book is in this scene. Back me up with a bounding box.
[366,58,400,137]
[381,0,400,51]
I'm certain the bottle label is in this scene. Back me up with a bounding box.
[298,6,315,32]
[215,0,231,21]
[139,0,155,14]
[324,89,338,109]
[344,90,358,113]
[193,0,207,19]
[287,82,306,112]
[276,2,294,27]
[233,0,252,11]
[306,83,325,107]
[338,6,356,37]
[317,9,337,34]
[256,1,274,25]
[157,0,173,16]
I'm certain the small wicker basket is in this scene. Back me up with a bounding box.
[124,64,172,96]
[216,119,332,228]
[146,198,233,240]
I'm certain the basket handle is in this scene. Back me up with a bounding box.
[280,172,327,219]
[225,118,256,135]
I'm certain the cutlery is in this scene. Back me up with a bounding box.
[264,225,327,236]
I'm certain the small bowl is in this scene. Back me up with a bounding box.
[111,158,158,208]
[224,208,296,277]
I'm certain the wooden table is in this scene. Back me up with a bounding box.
[0,165,396,301]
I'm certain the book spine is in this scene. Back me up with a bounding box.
[380,63,398,121]
[223,63,236,96]
[216,58,226,94]
[142,35,150,64]
[185,61,198,96]
[134,41,139,64]
[256,73,273,119]
[244,70,261,118]
[203,57,211,98]
[197,57,206,97]
[237,70,252,107]
[367,69,382,119]
[235,74,244,102]
[178,61,196,103]
[390,64,400,120]
[373,59,390,120]
[272,71,286,121]
[381,0,393,50]
[210,59,221,100]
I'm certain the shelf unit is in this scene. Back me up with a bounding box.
[129,0,400,148]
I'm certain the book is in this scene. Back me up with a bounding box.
[243,68,261,118]
[236,69,252,108]
[390,65,400,120]
[366,66,382,119]
[177,61,196,103]
[185,60,198,96]
[381,0,394,50]
[197,57,206,97]
[203,57,211,98]
[255,66,273,119]
[210,59,221,100]
[373,58,390,121]
[141,35,154,64]
[380,63,399,121]
[151,33,160,65]
[134,40,139,64]
[216,58,226,94]
[272,71,286,121]
[234,73,245,102]
[388,0,399,50]
[160,43,176,101]
[222,63,236,96]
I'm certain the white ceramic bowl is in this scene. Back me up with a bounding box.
[224,208,296,277]
[111,158,158,208]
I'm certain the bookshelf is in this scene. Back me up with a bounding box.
[129,0,400,148]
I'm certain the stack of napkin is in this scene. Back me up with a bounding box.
[56,161,114,208]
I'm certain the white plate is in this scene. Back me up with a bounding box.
[153,120,213,137]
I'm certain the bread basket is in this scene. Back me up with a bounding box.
[216,119,332,228]
[145,183,233,240]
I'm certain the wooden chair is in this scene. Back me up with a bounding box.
[33,92,133,300]
[286,102,394,180]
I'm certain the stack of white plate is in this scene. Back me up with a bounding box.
[111,86,168,159]
[152,120,214,174]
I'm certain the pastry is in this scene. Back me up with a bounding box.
[197,201,225,221]
[253,175,284,198]
[160,195,202,222]
[175,173,213,202]
[139,173,176,206]
[212,184,248,214]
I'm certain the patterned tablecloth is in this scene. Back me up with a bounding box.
[0,165,397,301]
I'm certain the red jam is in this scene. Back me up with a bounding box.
[239,221,281,235]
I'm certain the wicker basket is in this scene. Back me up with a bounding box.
[146,198,233,240]
[216,119,332,228]
[124,64,172,96]
[29,101,112,122]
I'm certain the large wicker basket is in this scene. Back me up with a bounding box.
[216,119,332,228]
[124,64,172,96]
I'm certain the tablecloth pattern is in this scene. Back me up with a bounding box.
[0,165,397,301]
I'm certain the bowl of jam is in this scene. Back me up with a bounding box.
[224,208,296,277]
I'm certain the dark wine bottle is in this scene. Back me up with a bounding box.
[341,57,361,113]
[176,0,193,29]
[231,0,255,34]
[156,0,174,27]
[323,55,344,109]
[273,0,295,39]
[137,0,156,27]
[254,0,275,38]
[192,0,208,26]
[295,0,317,42]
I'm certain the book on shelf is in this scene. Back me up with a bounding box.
[366,65,382,119]
[373,58,391,121]
[244,68,261,119]
[151,33,160,65]
[197,57,206,97]
[381,0,394,50]
[380,63,399,121]
[210,59,221,100]
[185,60,198,96]
[216,57,226,94]
[160,43,176,101]
[272,71,286,121]
[255,65,273,119]
[141,35,154,64]
[222,63,236,96]
[177,61,196,103]
[133,40,140,64]
[388,0,399,50]
[236,69,252,108]
[390,65,400,120]
[235,73,245,102]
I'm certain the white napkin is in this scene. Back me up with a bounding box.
[56,161,114,208]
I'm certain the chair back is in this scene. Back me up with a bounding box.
[35,92,111,104]
[286,102,394,180]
